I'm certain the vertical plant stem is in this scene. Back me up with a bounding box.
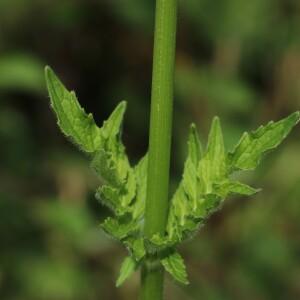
[142,0,178,299]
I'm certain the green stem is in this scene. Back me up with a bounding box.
[141,261,164,300]
[142,0,178,299]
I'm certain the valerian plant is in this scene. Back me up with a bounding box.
[45,0,299,299]
[45,66,300,286]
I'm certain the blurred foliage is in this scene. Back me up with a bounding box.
[0,0,300,299]
[0,54,44,92]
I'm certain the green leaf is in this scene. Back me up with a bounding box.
[45,66,102,153]
[161,251,189,285]
[101,217,138,240]
[91,150,123,187]
[95,185,122,214]
[116,256,137,287]
[123,168,137,209]
[46,67,153,281]
[101,101,127,140]
[187,123,203,165]
[165,118,264,246]
[45,65,300,285]
[198,117,227,193]
[228,112,300,171]
[194,194,222,219]
[92,149,136,215]
[132,154,148,220]
[147,233,177,253]
[124,238,146,261]
[182,125,202,206]
[173,186,189,227]
[213,180,260,198]
[166,125,202,242]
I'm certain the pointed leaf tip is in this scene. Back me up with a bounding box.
[45,66,103,153]
[116,256,137,287]
[161,251,189,285]
[229,111,300,171]
[208,116,222,139]
[45,66,58,84]
[206,115,226,170]
[213,116,220,122]
[291,111,300,123]
[101,100,128,139]
[210,116,221,129]
[119,100,127,109]
[190,123,196,130]
[44,65,51,75]
[187,123,202,164]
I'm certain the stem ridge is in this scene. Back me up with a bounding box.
[142,0,178,299]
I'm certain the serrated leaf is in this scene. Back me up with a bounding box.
[229,112,300,171]
[166,125,203,242]
[101,101,127,140]
[187,123,203,165]
[161,251,189,285]
[182,125,202,206]
[167,187,202,244]
[193,194,222,219]
[92,148,136,215]
[173,186,190,227]
[166,118,263,246]
[116,256,137,287]
[132,154,148,220]
[46,66,300,286]
[45,66,102,153]
[101,217,138,240]
[213,180,260,198]
[124,238,145,261]
[46,67,146,279]
[198,117,227,193]
[147,233,177,253]
[95,185,120,213]
[205,117,226,178]
[166,198,183,242]
[91,150,123,187]
[123,168,137,208]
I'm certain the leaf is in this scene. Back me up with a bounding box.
[213,180,260,198]
[116,256,137,287]
[91,148,136,216]
[165,118,263,246]
[161,251,189,285]
[101,217,138,240]
[194,194,222,219]
[198,117,227,193]
[124,238,146,261]
[228,112,300,171]
[167,185,201,244]
[122,168,137,209]
[46,67,147,283]
[132,154,148,220]
[182,125,202,205]
[101,101,127,140]
[166,125,202,242]
[45,65,300,286]
[187,123,203,165]
[95,185,122,214]
[45,66,102,153]
[91,150,123,187]
[147,233,177,253]
[173,186,189,227]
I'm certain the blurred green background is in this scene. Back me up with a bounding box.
[1,0,300,299]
